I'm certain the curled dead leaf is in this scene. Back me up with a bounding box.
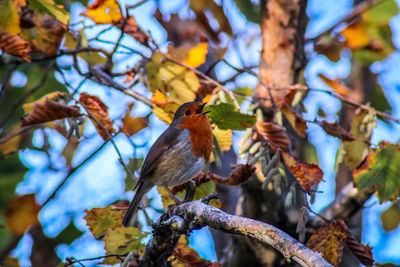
[282,152,323,191]
[172,242,221,267]
[280,103,307,138]
[212,164,255,186]
[5,194,41,235]
[120,103,149,136]
[21,98,80,126]
[0,30,31,61]
[318,74,350,95]
[79,93,116,140]
[255,121,290,151]
[319,120,357,141]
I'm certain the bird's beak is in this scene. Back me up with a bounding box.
[200,102,210,115]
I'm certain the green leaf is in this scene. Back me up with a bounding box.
[234,86,253,105]
[55,221,84,245]
[28,0,70,25]
[234,0,260,24]
[343,108,376,169]
[363,0,399,25]
[102,227,148,264]
[354,145,400,203]
[204,103,256,130]
[0,0,20,35]
[380,202,400,232]
[84,206,125,239]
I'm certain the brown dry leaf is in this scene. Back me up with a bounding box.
[23,91,68,114]
[343,221,374,267]
[82,0,122,24]
[61,136,80,167]
[280,103,307,137]
[120,103,149,137]
[21,98,81,126]
[0,30,31,61]
[79,93,116,140]
[255,121,290,151]
[318,74,350,95]
[124,69,136,83]
[172,241,221,267]
[341,22,371,49]
[282,152,323,191]
[319,121,357,141]
[20,12,67,57]
[212,164,255,186]
[5,194,41,235]
[3,257,20,267]
[114,16,149,46]
[306,221,347,266]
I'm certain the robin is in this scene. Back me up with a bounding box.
[123,101,213,226]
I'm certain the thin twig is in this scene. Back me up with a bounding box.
[64,253,128,266]
[126,0,149,9]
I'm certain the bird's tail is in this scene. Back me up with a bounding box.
[122,179,153,227]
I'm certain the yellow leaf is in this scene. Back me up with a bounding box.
[82,0,122,24]
[212,126,232,151]
[5,194,41,235]
[61,136,80,167]
[185,42,208,67]
[0,124,21,155]
[102,227,148,264]
[0,0,21,35]
[152,103,180,125]
[150,90,171,106]
[341,22,371,49]
[84,205,125,239]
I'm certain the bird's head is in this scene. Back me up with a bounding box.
[171,102,211,131]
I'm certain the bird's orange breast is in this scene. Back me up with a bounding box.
[179,115,212,161]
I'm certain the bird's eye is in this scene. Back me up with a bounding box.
[185,110,191,116]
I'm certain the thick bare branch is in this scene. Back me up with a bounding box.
[140,198,332,267]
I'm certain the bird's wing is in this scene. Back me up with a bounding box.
[137,126,183,186]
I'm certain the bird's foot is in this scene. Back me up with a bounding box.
[183,180,196,202]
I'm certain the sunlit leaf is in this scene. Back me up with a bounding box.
[343,108,376,169]
[282,152,323,191]
[82,0,122,24]
[102,227,148,264]
[79,93,116,140]
[168,42,208,68]
[353,144,400,203]
[212,126,232,151]
[84,205,125,239]
[306,221,347,266]
[28,0,70,25]
[5,194,41,235]
[204,103,256,130]
[341,22,371,49]
[0,0,21,35]
[0,31,31,61]
[380,202,400,232]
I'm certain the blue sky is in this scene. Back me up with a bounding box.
[9,0,400,265]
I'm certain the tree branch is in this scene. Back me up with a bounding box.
[139,197,332,267]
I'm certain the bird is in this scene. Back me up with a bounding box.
[122,101,213,226]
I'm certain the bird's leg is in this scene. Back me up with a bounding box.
[183,180,196,202]
[163,184,182,204]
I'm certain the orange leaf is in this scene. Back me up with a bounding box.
[282,152,323,191]
[114,16,149,46]
[319,120,357,141]
[120,103,149,136]
[341,22,371,49]
[255,121,290,151]
[5,194,41,235]
[150,90,172,106]
[79,93,116,140]
[82,0,122,24]
[21,98,81,126]
[280,103,307,137]
[0,30,31,61]
[172,240,221,267]
[318,74,350,95]
[306,221,347,266]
